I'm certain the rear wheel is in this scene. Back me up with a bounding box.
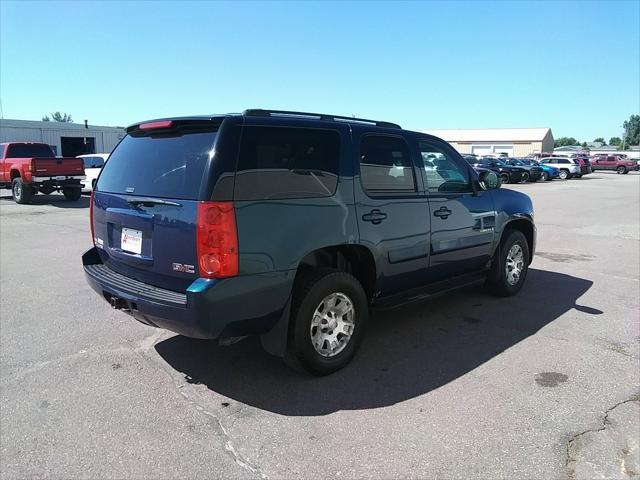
[288,269,368,376]
[520,172,530,183]
[486,229,530,297]
[62,187,82,201]
[500,173,510,184]
[11,178,33,204]
[540,172,549,182]
[617,166,627,174]
[558,169,569,180]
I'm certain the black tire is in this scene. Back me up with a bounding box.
[62,187,82,201]
[11,178,33,204]
[558,169,569,180]
[500,173,510,184]
[574,174,582,178]
[539,172,549,182]
[288,268,368,376]
[623,170,629,175]
[617,166,626,174]
[520,172,530,183]
[486,229,530,297]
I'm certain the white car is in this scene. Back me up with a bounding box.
[77,154,109,192]
[539,157,580,180]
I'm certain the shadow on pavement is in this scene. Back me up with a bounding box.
[155,268,601,415]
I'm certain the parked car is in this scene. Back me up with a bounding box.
[77,153,109,193]
[466,156,527,184]
[539,157,580,180]
[572,156,592,177]
[503,158,544,182]
[516,158,559,181]
[0,142,85,204]
[83,109,536,375]
[590,155,639,174]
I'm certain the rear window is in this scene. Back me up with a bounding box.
[234,126,340,201]
[7,144,54,158]
[82,156,105,168]
[97,125,217,200]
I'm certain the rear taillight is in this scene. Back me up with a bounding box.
[197,201,238,278]
[89,191,95,246]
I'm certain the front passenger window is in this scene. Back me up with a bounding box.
[419,141,471,193]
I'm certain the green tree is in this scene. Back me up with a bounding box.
[554,137,578,147]
[49,112,73,123]
[623,114,640,147]
[581,142,588,148]
[609,137,622,147]
[42,115,50,121]
[593,137,606,144]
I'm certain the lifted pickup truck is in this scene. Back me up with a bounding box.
[0,142,85,204]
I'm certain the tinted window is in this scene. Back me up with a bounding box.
[419,141,471,193]
[97,126,217,200]
[235,126,340,201]
[82,156,105,168]
[0,145,4,158]
[7,144,54,158]
[359,135,415,195]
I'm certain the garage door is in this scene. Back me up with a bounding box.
[492,145,513,157]
[472,145,493,156]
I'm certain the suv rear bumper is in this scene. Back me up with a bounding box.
[82,247,295,339]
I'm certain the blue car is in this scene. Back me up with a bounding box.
[518,158,559,181]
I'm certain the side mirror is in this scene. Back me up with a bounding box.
[478,170,500,190]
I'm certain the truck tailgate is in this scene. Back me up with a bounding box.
[32,158,85,176]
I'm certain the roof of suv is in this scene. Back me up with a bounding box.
[125,109,402,132]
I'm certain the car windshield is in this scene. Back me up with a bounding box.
[510,159,525,166]
[494,160,506,166]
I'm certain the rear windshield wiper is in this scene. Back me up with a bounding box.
[127,198,182,208]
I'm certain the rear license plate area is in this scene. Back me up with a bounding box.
[121,227,143,255]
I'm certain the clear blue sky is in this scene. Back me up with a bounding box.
[1,1,638,141]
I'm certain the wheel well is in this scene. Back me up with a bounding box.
[297,245,376,300]
[504,219,534,262]
[10,169,20,180]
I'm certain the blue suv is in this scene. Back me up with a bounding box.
[83,109,536,375]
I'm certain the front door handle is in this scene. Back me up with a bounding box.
[362,209,387,224]
[433,206,452,219]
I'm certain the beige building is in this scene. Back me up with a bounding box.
[422,128,554,157]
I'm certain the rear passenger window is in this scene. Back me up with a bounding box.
[234,126,340,200]
[359,135,416,195]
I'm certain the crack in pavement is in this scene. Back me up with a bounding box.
[566,393,640,479]
[132,340,267,479]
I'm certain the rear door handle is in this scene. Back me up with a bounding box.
[362,209,387,224]
[433,207,452,219]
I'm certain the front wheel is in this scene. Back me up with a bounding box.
[540,172,549,182]
[617,166,627,174]
[288,269,368,376]
[520,172,530,183]
[486,229,530,297]
[62,187,82,201]
[500,173,510,184]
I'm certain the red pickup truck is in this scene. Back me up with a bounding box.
[591,155,639,174]
[0,142,86,204]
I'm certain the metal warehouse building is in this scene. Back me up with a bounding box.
[423,128,555,157]
[0,119,125,157]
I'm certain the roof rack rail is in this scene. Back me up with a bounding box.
[243,109,401,129]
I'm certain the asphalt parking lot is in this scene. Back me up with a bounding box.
[1,172,639,479]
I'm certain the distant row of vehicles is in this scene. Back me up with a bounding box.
[0,142,109,204]
[460,152,638,184]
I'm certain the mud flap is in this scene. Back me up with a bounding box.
[259,297,292,358]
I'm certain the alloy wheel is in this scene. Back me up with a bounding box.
[310,292,355,357]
